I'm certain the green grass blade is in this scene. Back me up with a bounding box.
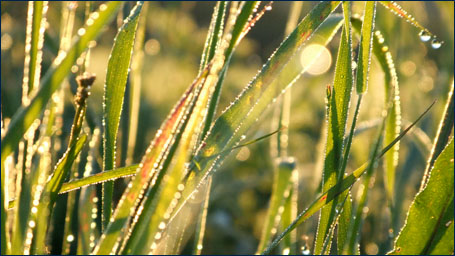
[388,139,454,255]
[102,1,143,230]
[93,64,212,255]
[60,164,139,194]
[356,1,376,94]
[420,82,454,190]
[22,1,48,103]
[174,3,342,228]
[263,101,434,254]
[314,2,354,253]
[199,1,226,74]
[379,1,443,48]
[337,191,352,254]
[0,1,122,165]
[77,128,101,254]
[126,2,148,166]
[31,133,87,254]
[192,176,212,255]
[352,17,403,238]
[256,158,295,253]
[273,3,303,254]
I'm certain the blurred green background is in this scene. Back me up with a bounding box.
[1,1,453,254]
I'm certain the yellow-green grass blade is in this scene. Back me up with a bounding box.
[102,1,143,230]
[314,2,354,253]
[388,139,454,255]
[263,101,434,254]
[1,1,122,164]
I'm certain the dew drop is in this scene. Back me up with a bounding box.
[66,234,75,242]
[351,61,357,70]
[265,5,272,11]
[431,39,442,49]
[418,30,431,42]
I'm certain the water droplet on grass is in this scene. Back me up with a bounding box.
[431,39,442,49]
[419,30,431,42]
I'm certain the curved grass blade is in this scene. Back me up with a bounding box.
[388,139,454,255]
[172,3,342,230]
[256,158,295,254]
[1,1,122,165]
[31,133,87,254]
[314,2,354,253]
[420,81,454,190]
[102,1,144,230]
[379,1,443,48]
[263,101,435,254]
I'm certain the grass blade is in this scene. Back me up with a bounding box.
[60,164,139,194]
[126,2,148,166]
[93,63,212,255]
[314,2,354,253]
[256,158,295,253]
[31,133,87,254]
[22,1,48,104]
[1,1,122,165]
[172,3,342,231]
[102,1,143,230]
[192,176,212,255]
[356,1,376,94]
[420,81,454,190]
[388,139,454,255]
[379,1,443,48]
[263,101,435,254]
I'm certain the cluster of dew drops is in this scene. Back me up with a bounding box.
[418,30,443,49]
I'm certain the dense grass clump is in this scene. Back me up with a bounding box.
[1,1,453,255]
